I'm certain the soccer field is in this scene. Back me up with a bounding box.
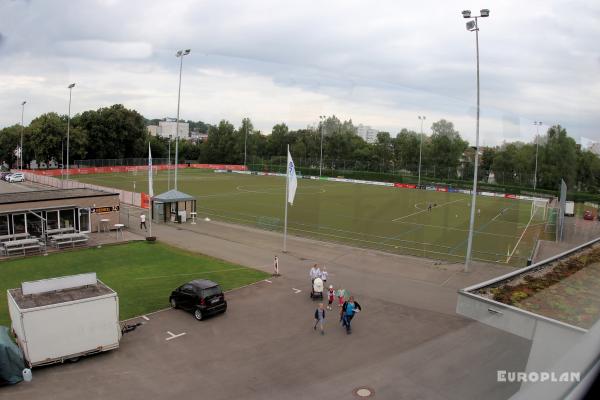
[73,169,548,266]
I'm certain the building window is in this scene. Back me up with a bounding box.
[59,209,75,230]
[0,215,9,236]
[12,214,26,234]
[46,210,59,230]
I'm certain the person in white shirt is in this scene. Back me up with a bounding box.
[140,213,147,231]
[309,265,317,281]
[314,266,321,281]
[321,267,328,283]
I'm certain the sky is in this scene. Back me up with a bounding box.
[0,0,599,146]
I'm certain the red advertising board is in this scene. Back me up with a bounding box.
[394,183,417,189]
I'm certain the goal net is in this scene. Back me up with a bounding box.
[531,198,549,220]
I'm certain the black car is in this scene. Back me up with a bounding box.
[169,279,227,320]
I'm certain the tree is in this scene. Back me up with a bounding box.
[27,113,87,165]
[428,120,467,178]
[75,104,146,160]
[0,125,21,168]
[205,120,237,163]
[538,124,577,189]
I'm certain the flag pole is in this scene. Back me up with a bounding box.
[283,144,289,252]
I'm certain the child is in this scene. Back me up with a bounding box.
[321,267,328,283]
[313,303,326,335]
[327,285,335,310]
[337,287,346,307]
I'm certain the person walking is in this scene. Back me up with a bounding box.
[321,267,328,283]
[327,285,335,310]
[273,256,280,276]
[140,213,147,231]
[341,296,362,334]
[314,303,326,335]
[309,264,318,281]
[336,287,346,307]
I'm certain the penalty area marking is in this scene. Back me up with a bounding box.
[166,331,186,341]
[392,199,463,222]
[236,185,326,195]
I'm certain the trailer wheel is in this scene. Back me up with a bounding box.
[194,309,203,321]
[170,298,178,309]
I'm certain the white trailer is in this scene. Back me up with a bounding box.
[7,273,121,367]
[565,201,575,217]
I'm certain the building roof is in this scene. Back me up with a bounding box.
[152,189,195,202]
[0,188,116,205]
[9,281,114,309]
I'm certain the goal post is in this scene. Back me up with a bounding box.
[531,198,549,220]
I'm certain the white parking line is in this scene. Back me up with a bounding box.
[166,331,186,341]
[142,315,150,321]
[265,279,272,283]
[292,288,302,294]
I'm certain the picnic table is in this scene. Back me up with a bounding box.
[50,233,89,249]
[1,238,44,256]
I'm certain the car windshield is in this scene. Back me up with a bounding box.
[201,286,221,298]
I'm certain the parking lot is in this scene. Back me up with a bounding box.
[2,212,532,400]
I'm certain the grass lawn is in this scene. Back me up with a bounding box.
[74,169,550,266]
[0,241,269,327]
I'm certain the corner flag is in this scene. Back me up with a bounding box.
[287,149,297,205]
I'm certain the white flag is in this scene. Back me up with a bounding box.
[287,149,297,205]
[148,143,154,197]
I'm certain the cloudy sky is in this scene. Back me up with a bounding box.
[1,0,598,146]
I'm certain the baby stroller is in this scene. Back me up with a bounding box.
[310,277,324,300]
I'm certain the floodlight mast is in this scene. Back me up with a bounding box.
[417,115,426,187]
[174,48,191,191]
[462,9,490,273]
[20,101,26,170]
[533,121,542,190]
[66,83,76,182]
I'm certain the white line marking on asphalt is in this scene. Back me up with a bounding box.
[166,331,186,341]
[292,288,301,294]
[265,279,272,283]
[142,315,150,321]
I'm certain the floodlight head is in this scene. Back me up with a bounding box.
[466,20,476,31]
[462,10,471,18]
[176,50,182,57]
[480,9,490,17]
[21,101,26,106]
[184,49,191,55]
[68,83,75,89]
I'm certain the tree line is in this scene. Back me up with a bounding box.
[1,103,598,192]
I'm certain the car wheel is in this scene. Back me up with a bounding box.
[170,298,178,309]
[194,309,203,321]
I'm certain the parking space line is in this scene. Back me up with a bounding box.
[265,279,272,283]
[166,331,186,341]
[142,315,150,321]
[292,288,301,294]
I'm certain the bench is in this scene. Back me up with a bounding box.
[1,239,43,256]
[50,233,89,249]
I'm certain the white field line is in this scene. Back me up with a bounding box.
[505,212,535,264]
[392,199,463,222]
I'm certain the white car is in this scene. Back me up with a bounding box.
[7,173,25,183]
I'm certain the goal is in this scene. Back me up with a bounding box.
[531,198,549,220]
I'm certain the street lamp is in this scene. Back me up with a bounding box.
[533,121,542,190]
[66,83,75,181]
[244,120,248,167]
[417,115,426,187]
[20,101,26,170]
[168,134,172,190]
[174,49,191,191]
[319,115,326,177]
[462,9,490,272]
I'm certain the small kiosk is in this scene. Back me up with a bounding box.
[151,190,196,224]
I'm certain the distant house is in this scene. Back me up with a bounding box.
[146,118,190,138]
[357,124,379,143]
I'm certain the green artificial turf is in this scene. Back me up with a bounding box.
[74,169,549,266]
[0,241,269,327]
